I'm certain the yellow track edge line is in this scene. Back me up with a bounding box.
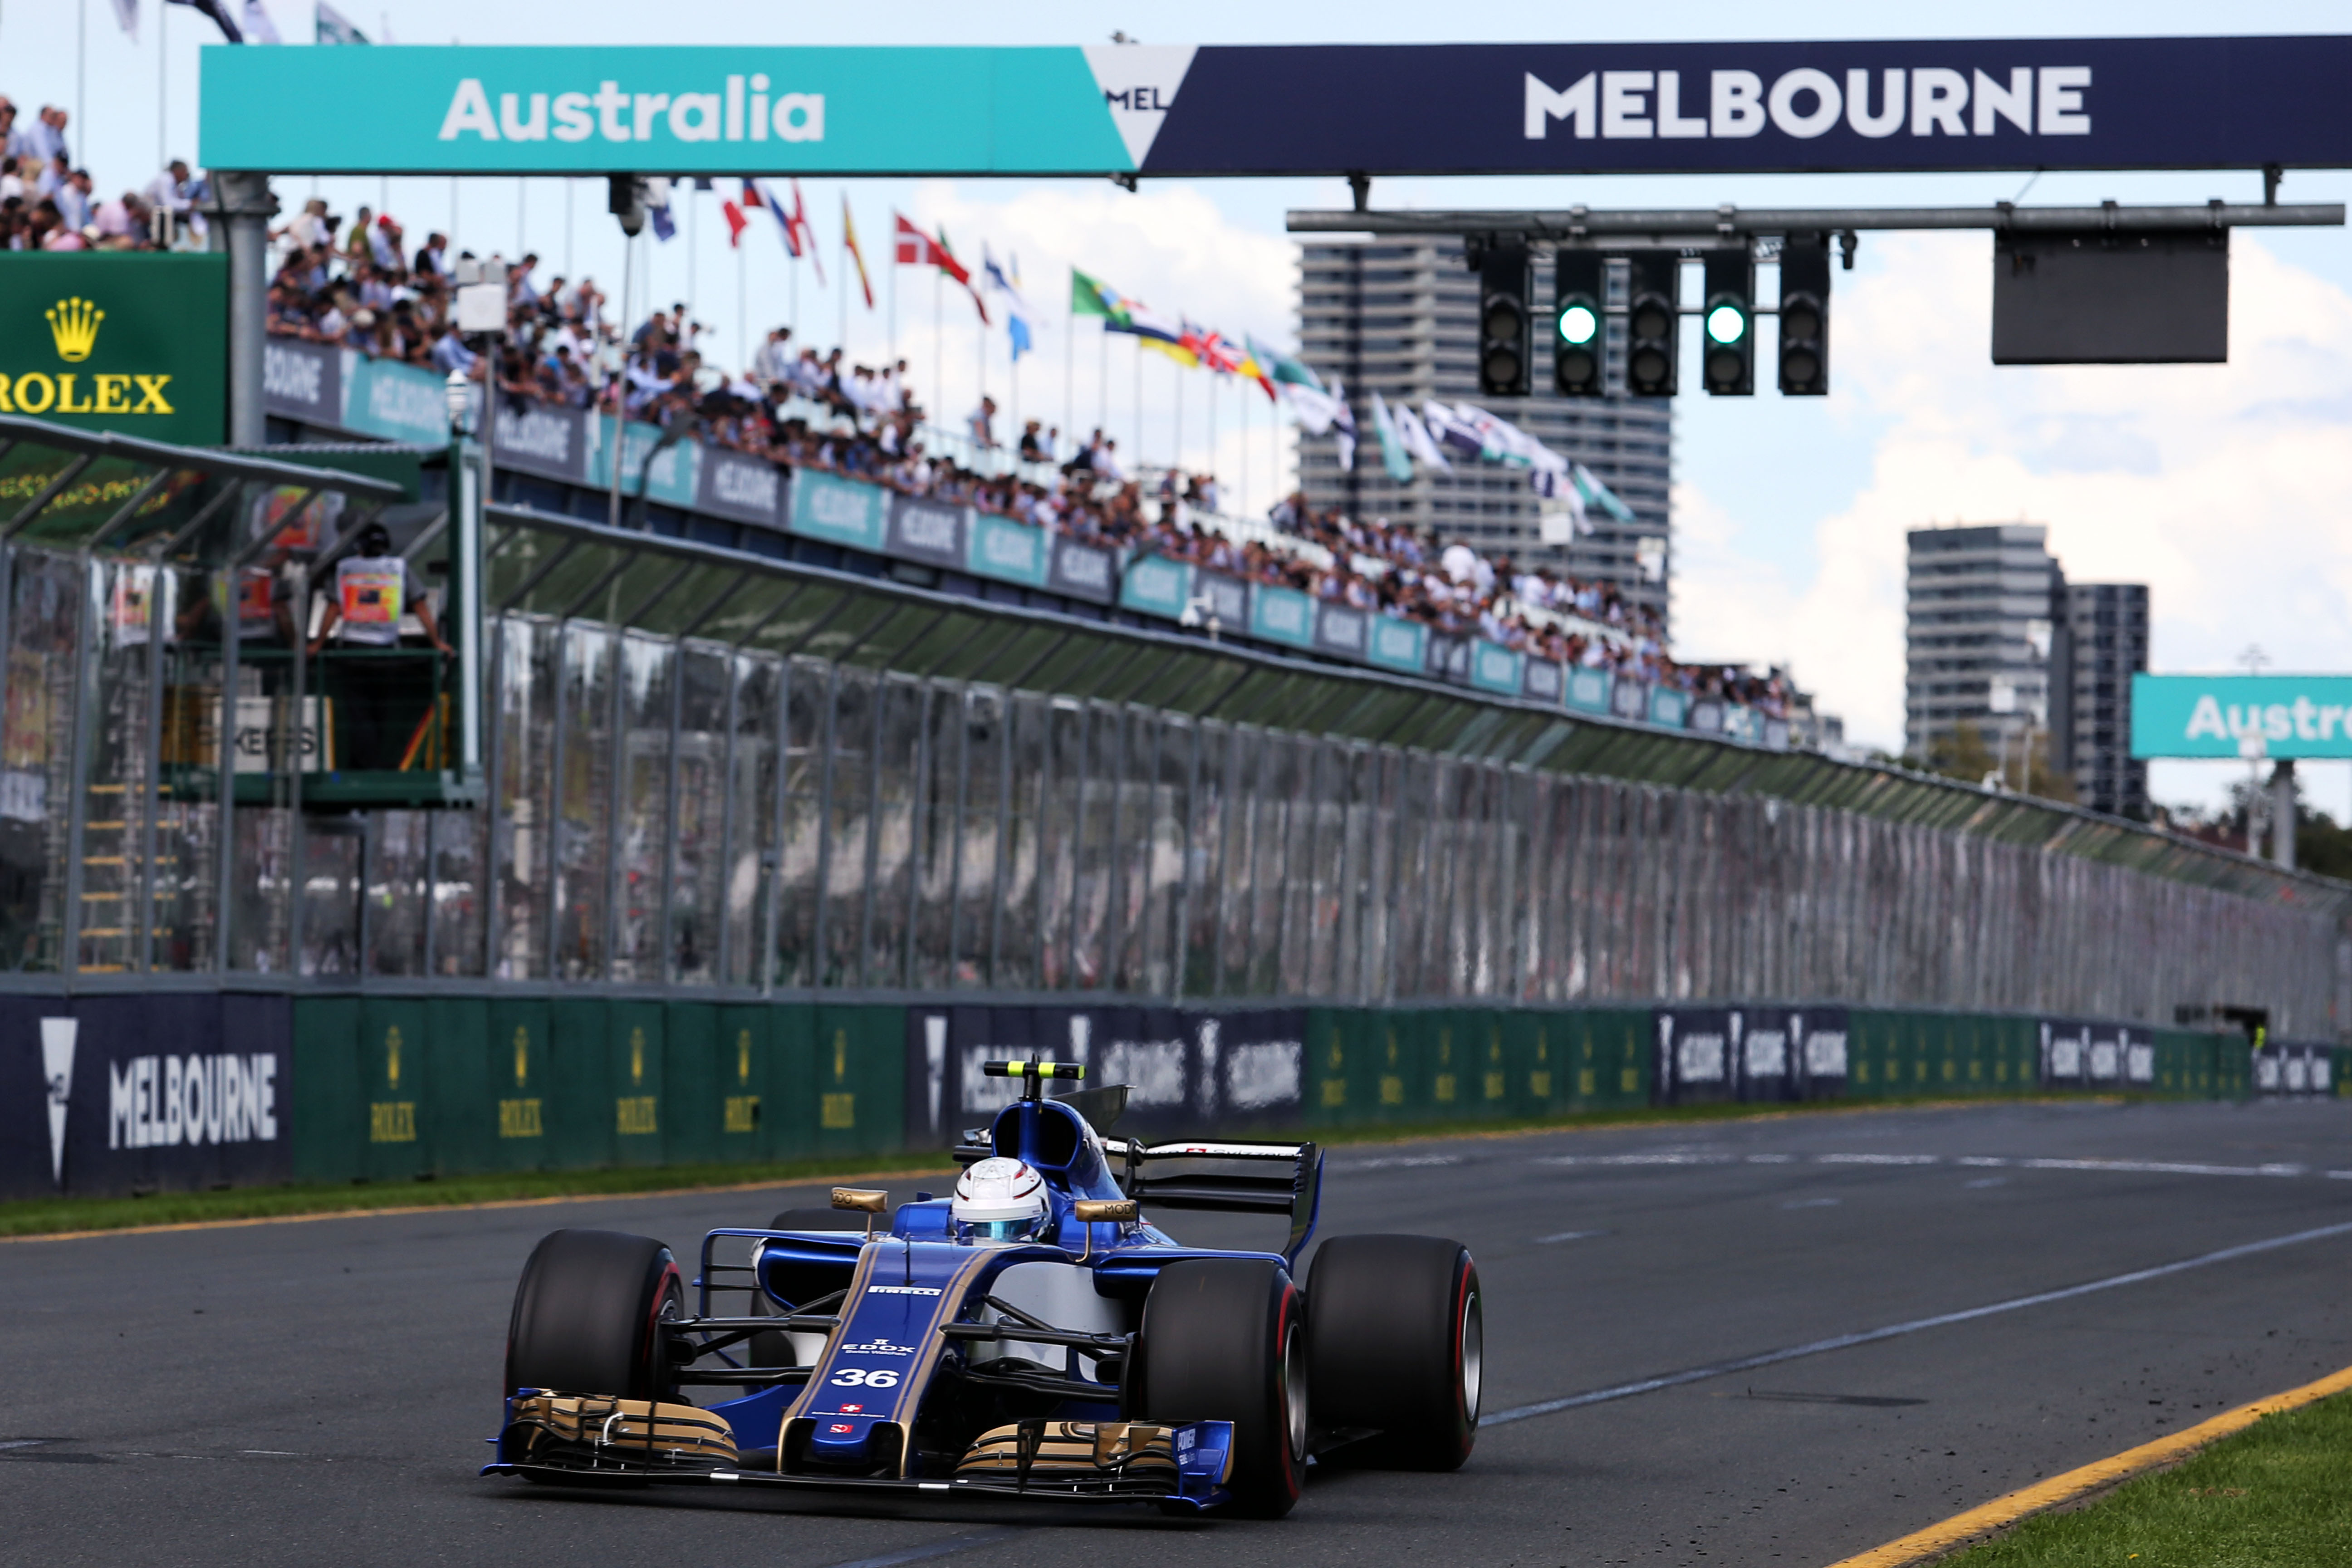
[1820,1360,2352,1568]
[0,1164,958,1246]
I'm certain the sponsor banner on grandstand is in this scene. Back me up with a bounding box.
[0,253,228,446]
[1313,602,1368,661]
[886,494,967,568]
[263,337,341,429]
[587,414,700,509]
[342,352,453,445]
[1521,658,1564,704]
[1722,704,1762,744]
[492,398,588,485]
[1566,666,1612,714]
[1248,584,1317,649]
[696,445,785,527]
[1364,613,1427,676]
[201,39,2352,180]
[0,992,293,1200]
[2251,1042,2332,1096]
[788,467,887,553]
[1609,676,1648,721]
[966,513,1051,588]
[1191,570,1249,633]
[902,1004,1304,1145]
[2130,673,2352,761]
[1763,717,1792,752]
[1648,686,1689,729]
[1470,641,1524,697]
[1047,538,1117,604]
[1688,699,1725,735]
[1652,1004,1849,1106]
[2037,1017,2154,1088]
[1427,635,1471,685]
[1118,553,1190,618]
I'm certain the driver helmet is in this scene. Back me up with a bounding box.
[951,1157,1047,1245]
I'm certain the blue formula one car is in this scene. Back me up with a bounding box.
[484,1059,1481,1517]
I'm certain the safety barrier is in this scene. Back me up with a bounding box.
[1,992,2338,1200]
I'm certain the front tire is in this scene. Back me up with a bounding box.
[1139,1258,1308,1518]
[1306,1234,1480,1470]
[505,1229,683,1402]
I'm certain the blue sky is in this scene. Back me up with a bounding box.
[6,1,2349,813]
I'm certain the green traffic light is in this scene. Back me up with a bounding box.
[1556,303,1599,346]
[1705,303,1747,345]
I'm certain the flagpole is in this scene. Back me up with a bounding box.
[1173,355,1182,482]
[1098,323,1107,448]
[933,270,943,445]
[838,200,848,364]
[1132,337,1142,475]
[1062,304,1073,468]
[737,237,747,372]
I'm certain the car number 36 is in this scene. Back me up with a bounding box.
[830,1368,901,1388]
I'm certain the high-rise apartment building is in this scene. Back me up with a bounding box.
[1904,524,2058,768]
[1294,241,1675,631]
[1906,524,2149,818]
[2051,582,2151,818]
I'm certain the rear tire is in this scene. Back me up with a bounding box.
[1306,1234,1480,1470]
[505,1229,683,1402]
[1139,1258,1308,1519]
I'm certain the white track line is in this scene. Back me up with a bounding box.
[1534,1152,2335,1179]
[1483,1218,2352,1427]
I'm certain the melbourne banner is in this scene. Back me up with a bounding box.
[0,992,292,1200]
[2131,673,2352,760]
[200,38,2352,176]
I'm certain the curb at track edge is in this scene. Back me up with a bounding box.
[1819,1361,2352,1568]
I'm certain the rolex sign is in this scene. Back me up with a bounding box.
[0,254,227,446]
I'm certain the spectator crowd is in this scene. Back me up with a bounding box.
[0,88,1784,716]
[0,98,208,251]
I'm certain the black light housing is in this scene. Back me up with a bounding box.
[1553,250,1606,397]
[1477,242,1532,397]
[1624,254,1679,397]
[1779,232,1832,395]
[1700,251,1755,396]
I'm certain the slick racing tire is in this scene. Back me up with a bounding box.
[1139,1257,1308,1519]
[1306,1234,1480,1470]
[748,1209,869,1367]
[505,1228,684,1402]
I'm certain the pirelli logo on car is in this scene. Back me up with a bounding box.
[867,1285,942,1296]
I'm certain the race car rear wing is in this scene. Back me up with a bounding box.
[1103,1137,1323,1265]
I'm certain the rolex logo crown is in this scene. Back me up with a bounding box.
[46,297,103,363]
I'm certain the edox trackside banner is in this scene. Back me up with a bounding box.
[198,37,2352,177]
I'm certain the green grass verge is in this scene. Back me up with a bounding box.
[1940,1392,2352,1567]
[0,1150,960,1240]
[0,1089,2163,1241]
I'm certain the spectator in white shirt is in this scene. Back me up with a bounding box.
[0,100,23,162]
[144,161,195,215]
[53,168,92,232]
[369,216,403,272]
[22,106,68,167]
[752,327,794,387]
[966,395,998,450]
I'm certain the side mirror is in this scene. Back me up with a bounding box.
[1070,1198,1137,1261]
[832,1187,889,1237]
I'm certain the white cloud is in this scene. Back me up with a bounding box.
[1673,231,2352,760]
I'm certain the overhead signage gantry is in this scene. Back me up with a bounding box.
[201,36,2352,177]
[193,34,2352,435]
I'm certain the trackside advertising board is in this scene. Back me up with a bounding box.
[199,38,2352,177]
[0,254,227,446]
[2132,674,2352,760]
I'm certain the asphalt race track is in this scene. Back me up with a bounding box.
[6,1098,2350,1568]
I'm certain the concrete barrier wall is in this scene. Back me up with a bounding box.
[0,993,2335,1200]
